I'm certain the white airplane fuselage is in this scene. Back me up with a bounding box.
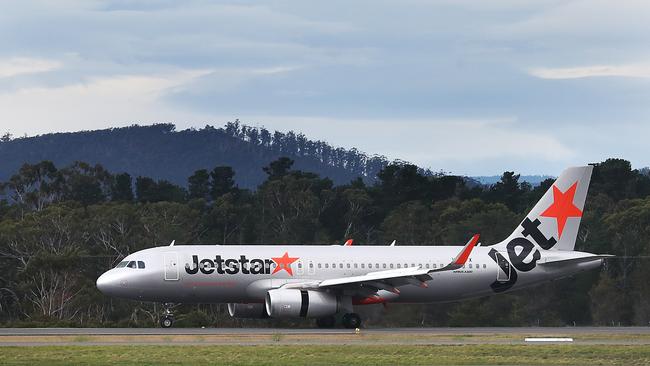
[97,244,601,304]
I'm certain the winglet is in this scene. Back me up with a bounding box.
[344,239,353,246]
[390,240,396,246]
[170,240,175,246]
[430,234,480,273]
[453,234,480,265]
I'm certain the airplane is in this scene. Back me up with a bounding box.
[96,166,611,328]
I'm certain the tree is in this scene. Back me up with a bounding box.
[381,201,432,245]
[136,177,186,203]
[210,167,236,199]
[188,169,210,200]
[263,157,294,180]
[488,171,526,211]
[112,173,134,202]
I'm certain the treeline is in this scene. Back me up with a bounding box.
[0,158,648,327]
[0,122,408,189]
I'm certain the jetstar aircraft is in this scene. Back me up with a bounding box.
[97,166,610,328]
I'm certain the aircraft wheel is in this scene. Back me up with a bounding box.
[342,313,362,329]
[316,316,336,328]
[160,315,174,328]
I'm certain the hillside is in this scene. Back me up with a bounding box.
[0,122,392,189]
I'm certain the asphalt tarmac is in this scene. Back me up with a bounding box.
[2,326,650,336]
[0,327,649,346]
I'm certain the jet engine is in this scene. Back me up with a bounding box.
[265,289,339,318]
[227,303,268,318]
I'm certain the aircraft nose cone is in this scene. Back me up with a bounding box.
[96,271,122,295]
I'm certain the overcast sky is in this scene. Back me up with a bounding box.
[1,0,649,175]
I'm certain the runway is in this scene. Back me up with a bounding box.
[2,326,650,336]
[0,327,649,346]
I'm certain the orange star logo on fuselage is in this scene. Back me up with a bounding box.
[271,252,300,276]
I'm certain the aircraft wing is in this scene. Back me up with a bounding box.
[282,234,480,295]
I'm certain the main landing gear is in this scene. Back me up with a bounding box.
[160,303,175,328]
[316,313,362,329]
[342,313,362,329]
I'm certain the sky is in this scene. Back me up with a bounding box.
[0,0,649,176]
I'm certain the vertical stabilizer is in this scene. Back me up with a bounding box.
[497,166,593,251]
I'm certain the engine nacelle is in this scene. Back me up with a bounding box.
[227,303,268,319]
[265,289,339,318]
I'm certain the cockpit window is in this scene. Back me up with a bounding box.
[116,261,128,268]
[137,261,145,269]
[127,261,137,268]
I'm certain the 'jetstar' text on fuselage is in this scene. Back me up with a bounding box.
[185,255,274,275]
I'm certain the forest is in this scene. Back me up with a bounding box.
[0,122,402,189]
[0,157,648,327]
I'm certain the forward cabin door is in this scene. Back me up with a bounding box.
[164,252,180,281]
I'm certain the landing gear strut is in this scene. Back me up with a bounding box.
[342,313,362,329]
[160,303,175,328]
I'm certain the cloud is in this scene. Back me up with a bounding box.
[228,116,575,175]
[529,64,650,79]
[0,57,62,78]
[0,1,649,174]
[0,68,211,135]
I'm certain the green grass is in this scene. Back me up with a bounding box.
[1,345,649,365]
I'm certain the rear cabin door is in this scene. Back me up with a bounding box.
[164,252,180,281]
[496,254,511,282]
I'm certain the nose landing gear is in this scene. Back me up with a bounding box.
[160,303,175,328]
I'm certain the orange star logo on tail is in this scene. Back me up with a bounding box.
[540,182,583,239]
[271,252,299,276]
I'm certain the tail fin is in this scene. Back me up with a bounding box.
[498,166,593,251]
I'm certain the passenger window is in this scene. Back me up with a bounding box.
[137,261,145,269]
[309,263,314,268]
[318,263,322,269]
[374,263,378,268]
[425,264,430,269]
[390,264,393,269]
[339,263,343,269]
[127,261,136,268]
[383,264,387,269]
[411,263,415,267]
[325,263,329,268]
[397,264,401,268]
[433,264,437,268]
[354,263,358,269]
[298,262,302,268]
[361,263,365,269]
[347,263,350,268]
[483,264,486,269]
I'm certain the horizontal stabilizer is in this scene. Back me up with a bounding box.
[541,254,613,266]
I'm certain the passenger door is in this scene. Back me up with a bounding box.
[164,252,179,281]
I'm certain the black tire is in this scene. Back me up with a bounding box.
[316,316,336,328]
[160,316,174,328]
[342,313,361,329]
